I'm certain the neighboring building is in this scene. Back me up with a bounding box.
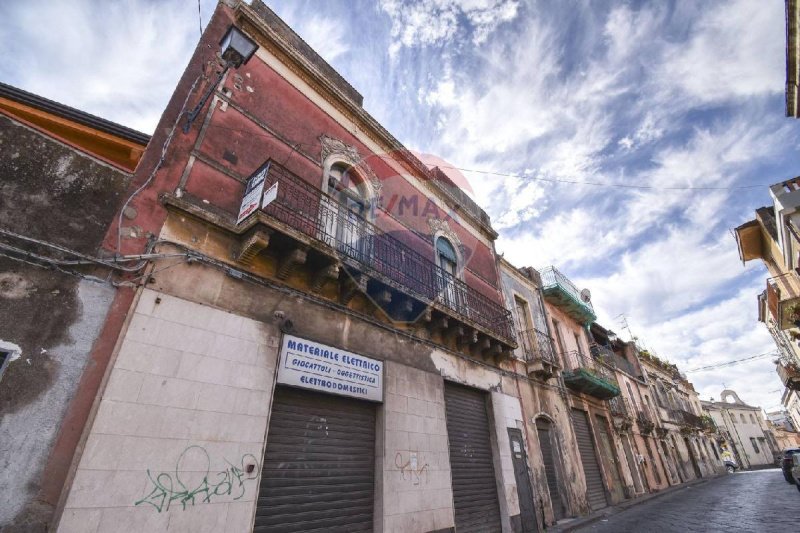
[589,324,671,495]
[767,409,797,431]
[767,419,800,450]
[639,353,723,484]
[703,390,776,469]
[498,259,592,527]
[0,82,149,530]
[734,184,800,393]
[783,387,800,431]
[538,267,632,511]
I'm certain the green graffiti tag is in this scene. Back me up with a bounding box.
[134,445,259,513]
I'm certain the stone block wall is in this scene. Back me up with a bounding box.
[58,289,280,532]
[382,362,454,533]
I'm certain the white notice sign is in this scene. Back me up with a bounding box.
[277,334,383,402]
[236,163,270,224]
[262,182,278,208]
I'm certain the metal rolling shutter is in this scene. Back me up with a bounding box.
[444,382,502,533]
[571,409,608,511]
[536,420,564,520]
[254,386,376,533]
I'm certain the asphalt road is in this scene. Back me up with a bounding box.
[574,468,799,533]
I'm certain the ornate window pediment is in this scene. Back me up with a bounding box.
[319,135,381,194]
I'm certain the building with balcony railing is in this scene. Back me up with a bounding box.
[540,266,597,326]
[735,180,800,394]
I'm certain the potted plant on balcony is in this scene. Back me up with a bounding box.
[787,302,800,328]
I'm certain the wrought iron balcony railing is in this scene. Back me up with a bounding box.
[664,408,704,429]
[256,161,516,344]
[608,396,632,419]
[517,327,558,365]
[539,266,596,324]
[590,344,639,377]
[635,409,655,434]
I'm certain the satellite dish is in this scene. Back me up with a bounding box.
[580,288,592,303]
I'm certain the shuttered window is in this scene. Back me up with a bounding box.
[444,382,502,533]
[254,386,376,532]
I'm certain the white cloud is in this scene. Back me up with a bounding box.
[657,0,784,105]
[379,0,519,56]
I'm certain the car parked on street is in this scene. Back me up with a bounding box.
[781,448,800,484]
[791,454,800,492]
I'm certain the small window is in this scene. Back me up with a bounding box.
[740,413,746,424]
[750,437,760,454]
[749,414,756,424]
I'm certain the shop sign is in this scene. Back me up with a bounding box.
[277,334,383,402]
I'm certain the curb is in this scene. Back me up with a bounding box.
[547,474,722,532]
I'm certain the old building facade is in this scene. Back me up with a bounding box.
[0,81,149,531]
[0,2,734,532]
[702,390,777,469]
[638,354,723,483]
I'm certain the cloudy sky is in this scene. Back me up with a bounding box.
[2,0,798,410]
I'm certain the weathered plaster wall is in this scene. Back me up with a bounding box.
[0,113,131,530]
[0,280,115,529]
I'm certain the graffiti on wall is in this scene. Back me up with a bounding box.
[135,445,259,513]
[395,452,429,485]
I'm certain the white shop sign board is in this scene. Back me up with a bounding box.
[236,163,270,224]
[277,334,383,402]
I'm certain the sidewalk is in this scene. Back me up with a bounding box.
[546,474,721,532]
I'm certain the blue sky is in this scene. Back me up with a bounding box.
[1,0,797,410]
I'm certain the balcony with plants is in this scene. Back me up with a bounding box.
[517,327,559,380]
[561,350,620,400]
[539,266,597,325]
[164,159,516,354]
[766,278,800,330]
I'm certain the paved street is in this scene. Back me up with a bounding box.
[575,469,799,532]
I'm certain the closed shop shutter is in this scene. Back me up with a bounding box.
[254,386,376,532]
[571,409,608,511]
[444,382,502,533]
[536,419,564,520]
[594,415,624,502]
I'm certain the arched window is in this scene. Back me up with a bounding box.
[323,162,370,259]
[739,413,746,424]
[436,236,458,276]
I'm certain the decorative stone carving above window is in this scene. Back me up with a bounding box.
[428,218,464,253]
[319,134,381,193]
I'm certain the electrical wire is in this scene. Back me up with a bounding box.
[115,73,202,254]
[684,351,778,373]
[201,123,773,192]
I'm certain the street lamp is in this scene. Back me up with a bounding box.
[183,25,258,133]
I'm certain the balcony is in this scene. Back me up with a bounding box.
[766,279,800,330]
[540,266,596,325]
[635,409,655,434]
[165,160,516,351]
[608,397,633,431]
[777,359,800,391]
[517,327,559,379]
[590,344,640,378]
[561,350,620,399]
[672,409,705,430]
